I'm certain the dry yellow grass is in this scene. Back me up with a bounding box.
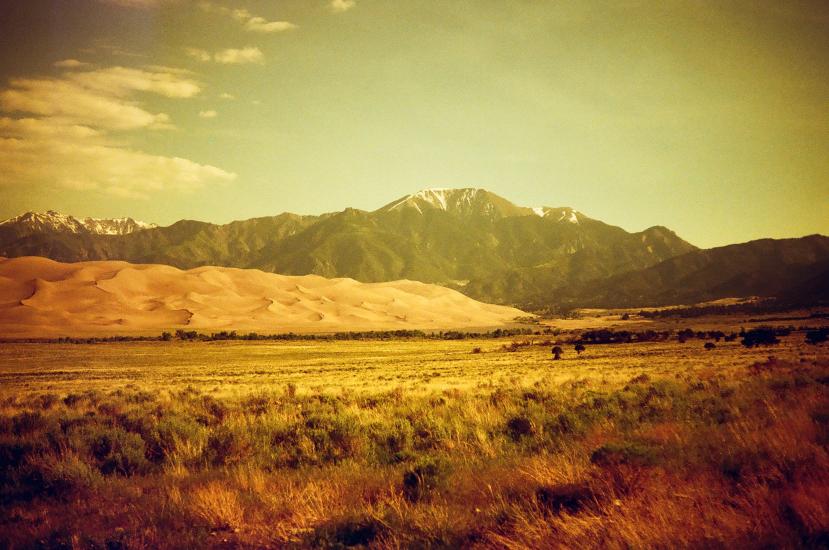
[0,328,827,548]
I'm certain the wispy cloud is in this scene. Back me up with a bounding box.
[0,66,235,199]
[200,3,297,33]
[232,8,296,33]
[186,46,264,65]
[214,47,264,65]
[219,92,235,100]
[97,0,173,7]
[54,59,91,69]
[198,110,217,119]
[185,48,212,62]
[330,0,356,13]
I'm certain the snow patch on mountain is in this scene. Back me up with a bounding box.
[386,188,481,212]
[0,211,156,235]
[559,209,579,224]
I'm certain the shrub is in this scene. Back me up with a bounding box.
[63,393,83,407]
[402,456,449,502]
[242,394,272,416]
[18,454,100,499]
[574,343,585,355]
[310,514,386,548]
[806,328,829,345]
[87,426,150,476]
[12,412,47,435]
[303,413,364,463]
[143,414,203,463]
[507,415,536,441]
[376,418,414,462]
[204,426,251,466]
[37,393,59,410]
[536,482,597,515]
[590,441,658,468]
[742,328,781,348]
[201,396,228,425]
[704,342,716,351]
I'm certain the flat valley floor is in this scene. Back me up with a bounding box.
[1,325,828,548]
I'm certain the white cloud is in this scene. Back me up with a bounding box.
[245,17,296,33]
[0,65,235,199]
[186,46,265,65]
[219,92,235,100]
[201,3,297,33]
[0,136,235,199]
[54,59,90,69]
[198,110,217,119]
[214,47,264,65]
[68,66,201,98]
[330,0,356,13]
[185,48,212,62]
[0,67,200,131]
[1,78,171,130]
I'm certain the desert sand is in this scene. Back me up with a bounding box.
[0,257,527,336]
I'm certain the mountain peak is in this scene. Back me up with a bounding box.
[0,210,156,236]
[377,188,585,224]
[378,187,536,218]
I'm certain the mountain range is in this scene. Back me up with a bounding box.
[0,211,156,237]
[1,188,826,310]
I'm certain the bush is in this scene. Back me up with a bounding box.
[536,482,597,515]
[402,456,449,502]
[11,412,48,436]
[590,441,658,468]
[310,514,386,548]
[204,426,251,466]
[87,426,150,476]
[143,414,203,463]
[742,328,781,348]
[19,454,102,499]
[506,415,536,441]
[806,328,829,345]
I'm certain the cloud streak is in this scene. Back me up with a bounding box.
[330,0,356,13]
[54,59,91,69]
[0,66,235,199]
[200,3,297,33]
[186,47,264,64]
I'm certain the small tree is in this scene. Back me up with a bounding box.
[741,327,780,348]
[552,346,563,360]
[806,328,829,345]
[704,342,716,351]
[574,343,585,355]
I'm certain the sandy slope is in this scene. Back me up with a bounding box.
[0,257,527,336]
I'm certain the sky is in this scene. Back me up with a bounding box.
[0,0,826,248]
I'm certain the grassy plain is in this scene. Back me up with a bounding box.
[1,323,828,548]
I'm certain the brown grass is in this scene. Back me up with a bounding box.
[0,331,827,548]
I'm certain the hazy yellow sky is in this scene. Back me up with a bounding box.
[0,0,826,247]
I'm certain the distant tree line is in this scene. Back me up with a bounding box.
[638,299,827,320]
[3,327,537,344]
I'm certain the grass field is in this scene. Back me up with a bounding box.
[1,328,828,548]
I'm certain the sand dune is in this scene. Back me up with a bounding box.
[0,257,527,336]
